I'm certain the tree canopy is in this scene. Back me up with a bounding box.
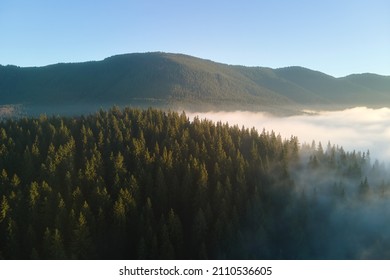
[0,107,389,259]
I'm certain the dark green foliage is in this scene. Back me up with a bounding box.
[1,53,390,117]
[0,107,389,259]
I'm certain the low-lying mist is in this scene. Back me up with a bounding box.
[187,107,390,163]
[188,106,390,259]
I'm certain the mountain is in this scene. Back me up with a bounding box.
[1,52,389,115]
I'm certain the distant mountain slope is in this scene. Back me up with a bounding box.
[0,52,389,114]
[274,67,390,105]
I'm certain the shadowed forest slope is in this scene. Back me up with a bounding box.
[1,53,390,114]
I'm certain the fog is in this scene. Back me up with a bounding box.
[187,107,390,163]
[189,107,390,259]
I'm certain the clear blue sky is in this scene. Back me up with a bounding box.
[0,0,389,77]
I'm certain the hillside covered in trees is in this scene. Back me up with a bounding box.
[1,53,390,116]
[1,107,390,259]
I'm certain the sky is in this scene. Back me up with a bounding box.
[0,0,389,77]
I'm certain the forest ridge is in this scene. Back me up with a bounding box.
[1,52,390,114]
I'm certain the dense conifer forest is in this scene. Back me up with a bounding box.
[0,107,389,259]
[2,53,390,115]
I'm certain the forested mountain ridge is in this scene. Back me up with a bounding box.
[0,107,390,259]
[1,53,389,115]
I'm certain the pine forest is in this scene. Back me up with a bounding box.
[0,107,389,259]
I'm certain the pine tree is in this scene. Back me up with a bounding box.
[0,196,10,223]
[71,212,94,259]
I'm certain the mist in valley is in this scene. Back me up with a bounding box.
[188,107,390,259]
[187,107,390,163]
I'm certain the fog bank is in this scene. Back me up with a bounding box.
[187,107,390,162]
